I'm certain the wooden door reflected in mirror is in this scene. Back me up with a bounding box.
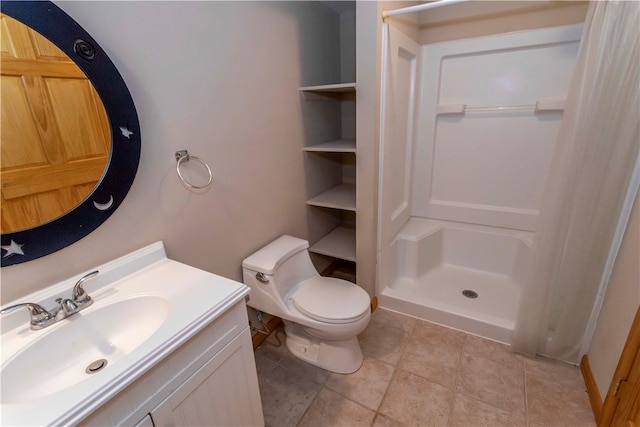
[1,13,110,233]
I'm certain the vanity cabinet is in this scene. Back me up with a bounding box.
[80,300,264,427]
[149,327,258,426]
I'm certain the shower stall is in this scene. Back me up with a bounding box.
[376,5,583,344]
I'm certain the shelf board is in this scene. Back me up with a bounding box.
[299,83,356,93]
[307,183,355,211]
[309,227,356,262]
[303,139,356,153]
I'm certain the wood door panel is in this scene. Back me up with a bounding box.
[29,24,67,60]
[1,12,110,233]
[1,58,83,78]
[0,18,11,56]
[1,14,37,59]
[1,194,43,231]
[1,75,49,168]
[2,159,105,199]
[1,183,97,232]
[46,78,109,159]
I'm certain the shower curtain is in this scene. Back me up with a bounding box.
[512,0,640,363]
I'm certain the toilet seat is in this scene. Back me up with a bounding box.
[290,277,370,324]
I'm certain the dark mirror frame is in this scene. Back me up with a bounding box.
[1,1,140,267]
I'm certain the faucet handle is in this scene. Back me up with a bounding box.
[72,270,99,305]
[0,302,55,330]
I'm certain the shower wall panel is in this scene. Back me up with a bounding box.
[380,25,421,243]
[412,24,582,231]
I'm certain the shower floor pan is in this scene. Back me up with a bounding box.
[378,218,531,344]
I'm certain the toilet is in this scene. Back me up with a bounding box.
[242,235,371,374]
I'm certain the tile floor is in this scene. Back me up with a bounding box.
[254,308,596,427]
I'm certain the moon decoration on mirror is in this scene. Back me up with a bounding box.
[0,1,141,266]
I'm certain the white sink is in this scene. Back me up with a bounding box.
[2,296,169,404]
[0,241,250,426]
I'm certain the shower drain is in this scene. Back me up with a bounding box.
[462,289,478,299]
[86,358,108,374]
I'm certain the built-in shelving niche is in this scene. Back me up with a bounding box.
[301,83,356,264]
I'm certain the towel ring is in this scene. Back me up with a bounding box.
[175,150,212,189]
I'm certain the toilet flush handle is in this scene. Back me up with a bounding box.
[256,272,269,283]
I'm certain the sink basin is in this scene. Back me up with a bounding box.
[0,242,250,426]
[1,295,169,404]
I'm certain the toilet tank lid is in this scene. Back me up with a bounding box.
[242,235,309,275]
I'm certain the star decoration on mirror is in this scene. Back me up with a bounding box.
[120,126,134,139]
[1,240,25,259]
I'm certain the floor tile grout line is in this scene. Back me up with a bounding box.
[320,360,391,414]
[363,319,420,426]
[293,385,323,427]
[462,334,527,371]
[454,391,532,425]
[523,363,531,427]
[446,333,468,426]
[366,344,404,424]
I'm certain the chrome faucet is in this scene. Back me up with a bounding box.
[0,302,56,330]
[0,270,99,330]
[72,270,98,308]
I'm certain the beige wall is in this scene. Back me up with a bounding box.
[588,191,640,398]
[356,1,383,296]
[1,1,342,303]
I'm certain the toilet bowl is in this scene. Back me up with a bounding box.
[242,235,371,374]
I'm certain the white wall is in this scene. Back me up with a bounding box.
[411,25,581,231]
[588,191,640,398]
[1,1,342,303]
[362,1,588,297]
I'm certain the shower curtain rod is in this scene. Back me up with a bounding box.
[382,0,469,19]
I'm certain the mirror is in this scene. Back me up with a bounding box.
[0,1,140,267]
[1,13,111,233]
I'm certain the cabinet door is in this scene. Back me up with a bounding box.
[150,328,264,427]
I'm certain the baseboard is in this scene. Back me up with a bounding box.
[252,316,283,350]
[581,354,603,422]
[371,296,378,313]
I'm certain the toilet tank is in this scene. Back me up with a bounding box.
[242,235,318,297]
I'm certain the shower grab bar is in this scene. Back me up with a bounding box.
[436,99,565,115]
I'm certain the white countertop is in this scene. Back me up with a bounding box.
[0,242,249,426]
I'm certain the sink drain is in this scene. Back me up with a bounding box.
[462,289,478,299]
[86,359,108,374]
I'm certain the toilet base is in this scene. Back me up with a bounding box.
[283,322,363,374]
